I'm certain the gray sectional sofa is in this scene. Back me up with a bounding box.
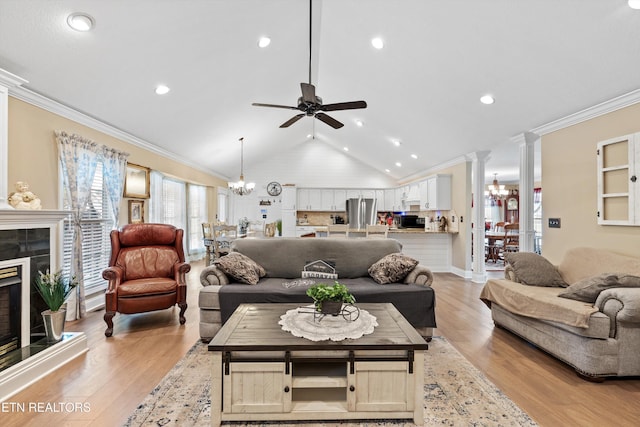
[481,247,640,380]
[199,238,436,342]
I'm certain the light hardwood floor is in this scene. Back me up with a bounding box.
[3,262,639,426]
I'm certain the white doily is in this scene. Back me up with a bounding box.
[278,305,378,342]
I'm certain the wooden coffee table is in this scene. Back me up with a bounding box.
[208,303,428,426]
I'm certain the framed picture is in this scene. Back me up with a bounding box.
[124,163,150,198]
[128,200,144,224]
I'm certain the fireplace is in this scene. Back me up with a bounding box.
[0,266,20,358]
[0,210,89,402]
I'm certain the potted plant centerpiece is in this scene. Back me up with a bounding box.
[34,270,77,342]
[306,281,355,315]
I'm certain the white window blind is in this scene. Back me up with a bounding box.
[187,184,207,257]
[161,178,187,230]
[62,161,114,299]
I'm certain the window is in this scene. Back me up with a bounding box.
[597,133,640,225]
[62,161,114,307]
[187,184,207,257]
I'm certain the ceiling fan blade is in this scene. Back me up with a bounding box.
[279,114,305,128]
[315,112,344,129]
[319,100,368,112]
[300,83,316,103]
[252,102,299,110]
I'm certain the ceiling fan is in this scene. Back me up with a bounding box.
[252,0,367,129]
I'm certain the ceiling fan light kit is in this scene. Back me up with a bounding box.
[252,0,367,129]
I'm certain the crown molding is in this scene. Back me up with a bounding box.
[531,88,640,135]
[0,68,28,88]
[8,86,229,181]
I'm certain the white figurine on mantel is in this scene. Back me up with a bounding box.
[8,181,42,210]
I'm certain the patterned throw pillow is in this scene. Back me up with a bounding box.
[368,253,419,284]
[214,252,266,285]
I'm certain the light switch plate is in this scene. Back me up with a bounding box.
[548,218,561,228]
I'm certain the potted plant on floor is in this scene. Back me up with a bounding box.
[306,281,355,315]
[34,270,77,343]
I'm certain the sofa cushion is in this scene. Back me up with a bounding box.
[504,252,567,287]
[368,253,418,284]
[558,273,640,303]
[214,252,266,285]
[480,278,598,328]
[231,238,403,279]
[557,247,640,285]
[218,277,436,328]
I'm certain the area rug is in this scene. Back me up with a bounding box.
[123,336,537,426]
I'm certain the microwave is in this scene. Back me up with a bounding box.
[397,215,425,228]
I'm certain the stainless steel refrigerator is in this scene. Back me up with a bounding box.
[346,198,377,229]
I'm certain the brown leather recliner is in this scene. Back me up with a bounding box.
[102,223,190,337]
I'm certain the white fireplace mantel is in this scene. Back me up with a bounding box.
[0,209,70,227]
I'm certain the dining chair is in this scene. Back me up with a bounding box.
[503,223,520,254]
[202,222,215,265]
[365,224,388,238]
[327,224,349,238]
[213,224,238,258]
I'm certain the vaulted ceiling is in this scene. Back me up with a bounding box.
[1,0,639,184]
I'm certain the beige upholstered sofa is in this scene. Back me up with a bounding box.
[481,247,640,380]
[199,238,435,342]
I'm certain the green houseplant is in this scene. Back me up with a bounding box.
[306,281,355,315]
[34,270,77,342]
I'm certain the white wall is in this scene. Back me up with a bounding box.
[247,140,396,192]
[228,140,397,224]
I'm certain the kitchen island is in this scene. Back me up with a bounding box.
[312,226,453,272]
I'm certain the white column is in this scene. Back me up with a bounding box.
[468,151,491,283]
[511,132,538,253]
[0,68,28,209]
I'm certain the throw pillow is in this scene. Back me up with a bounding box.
[504,252,567,287]
[558,273,640,303]
[368,253,418,284]
[214,252,266,285]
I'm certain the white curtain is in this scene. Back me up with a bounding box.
[101,146,129,227]
[55,131,100,320]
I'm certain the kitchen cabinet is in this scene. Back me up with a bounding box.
[333,189,347,211]
[281,186,297,210]
[281,210,297,237]
[295,226,317,237]
[420,174,451,211]
[597,133,640,225]
[297,188,322,210]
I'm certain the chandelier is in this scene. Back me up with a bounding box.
[228,137,255,196]
[485,173,509,198]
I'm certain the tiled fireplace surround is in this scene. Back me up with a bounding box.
[0,210,88,401]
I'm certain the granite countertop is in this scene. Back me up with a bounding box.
[310,226,455,234]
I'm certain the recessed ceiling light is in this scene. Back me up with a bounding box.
[371,37,384,49]
[258,37,271,48]
[155,85,170,95]
[67,13,94,32]
[355,120,364,127]
[411,154,418,159]
[306,133,313,139]
[480,94,495,105]
[385,169,390,173]
[343,147,349,152]
[629,0,640,10]
[392,140,401,147]
[395,162,402,167]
